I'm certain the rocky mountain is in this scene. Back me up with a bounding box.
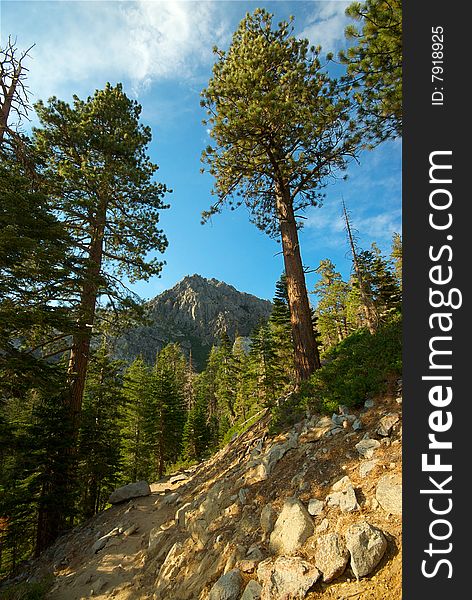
[7,380,402,599]
[113,274,273,369]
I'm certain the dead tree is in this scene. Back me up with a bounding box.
[342,199,378,334]
[0,36,34,144]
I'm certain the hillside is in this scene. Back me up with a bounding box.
[113,275,273,369]
[7,381,403,600]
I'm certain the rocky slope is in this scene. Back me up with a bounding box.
[11,380,403,600]
[113,275,272,369]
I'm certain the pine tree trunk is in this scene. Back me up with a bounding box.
[67,210,106,432]
[35,208,107,555]
[275,184,320,383]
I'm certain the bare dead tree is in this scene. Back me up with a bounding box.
[0,36,35,144]
[342,198,378,334]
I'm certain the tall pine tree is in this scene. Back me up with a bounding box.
[201,9,359,382]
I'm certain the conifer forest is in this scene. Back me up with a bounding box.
[0,0,402,586]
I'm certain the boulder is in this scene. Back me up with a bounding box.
[92,527,120,553]
[375,473,402,515]
[260,504,276,537]
[169,473,189,484]
[208,569,243,600]
[260,433,298,477]
[269,498,314,555]
[377,413,400,437]
[307,498,324,516]
[355,438,381,459]
[326,477,359,513]
[352,418,363,431]
[359,460,378,478]
[108,481,151,504]
[147,527,170,560]
[257,556,320,600]
[157,491,180,506]
[345,521,387,579]
[315,533,349,582]
[155,542,186,594]
[239,488,249,505]
[240,579,262,600]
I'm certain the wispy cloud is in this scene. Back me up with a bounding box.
[6,0,227,103]
[298,1,351,54]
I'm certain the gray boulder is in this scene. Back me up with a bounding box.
[377,413,400,437]
[269,498,314,555]
[258,556,320,600]
[375,474,402,515]
[240,579,262,600]
[260,504,276,537]
[108,480,151,504]
[355,438,381,459]
[359,460,378,478]
[315,533,349,582]
[208,569,243,600]
[307,498,324,516]
[326,477,359,513]
[345,521,387,579]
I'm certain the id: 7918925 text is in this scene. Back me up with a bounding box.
[431,26,444,106]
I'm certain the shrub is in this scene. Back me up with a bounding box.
[307,314,402,413]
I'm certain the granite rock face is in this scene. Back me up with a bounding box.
[113,274,272,369]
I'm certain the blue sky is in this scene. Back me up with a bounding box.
[1,0,401,302]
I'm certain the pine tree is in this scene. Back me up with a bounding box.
[77,345,124,518]
[33,82,170,445]
[29,84,170,543]
[340,0,402,142]
[343,200,378,333]
[121,357,152,483]
[149,345,187,477]
[0,146,75,397]
[214,331,240,423]
[314,259,350,348]
[182,379,212,462]
[390,232,402,290]
[232,336,254,422]
[247,323,284,407]
[267,274,296,388]
[358,243,401,319]
[201,9,359,382]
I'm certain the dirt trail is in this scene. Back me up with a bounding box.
[48,480,185,600]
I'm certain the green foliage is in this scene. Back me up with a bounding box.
[220,409,265,446]
[340,0,402,143]
[77,345,124,518]
[120,356,152,482]
[33,83,170,287]
[313,259,351,348]
[120,346,187,482]
[0,147,75,396]
[268,392,306,435]
[201,8,359,234]
[390,232,402,289]
[355,243,402,320]
[308,314,402,413]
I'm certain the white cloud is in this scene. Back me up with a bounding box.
[9,0,227,104]
[298,1,351,53]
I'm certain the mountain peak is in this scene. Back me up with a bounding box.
[115,276,272,369]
